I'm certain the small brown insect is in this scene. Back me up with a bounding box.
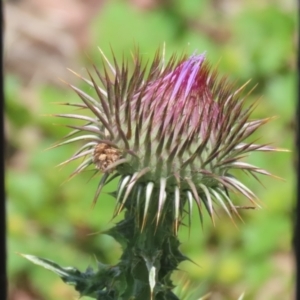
[93,143,121,172]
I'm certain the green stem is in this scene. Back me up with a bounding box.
[103,192,187,299]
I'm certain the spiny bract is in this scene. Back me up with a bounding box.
[53,47,281,231]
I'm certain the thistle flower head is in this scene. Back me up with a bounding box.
[55,48,281,231]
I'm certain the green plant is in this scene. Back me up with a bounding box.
[22,47,284,299]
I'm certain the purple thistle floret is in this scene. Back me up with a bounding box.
[53,48,282,231]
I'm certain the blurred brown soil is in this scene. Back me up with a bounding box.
[4,0,105,87]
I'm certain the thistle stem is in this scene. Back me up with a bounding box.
[103,192,186,300]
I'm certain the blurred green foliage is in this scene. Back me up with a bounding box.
[6,1,296,299]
